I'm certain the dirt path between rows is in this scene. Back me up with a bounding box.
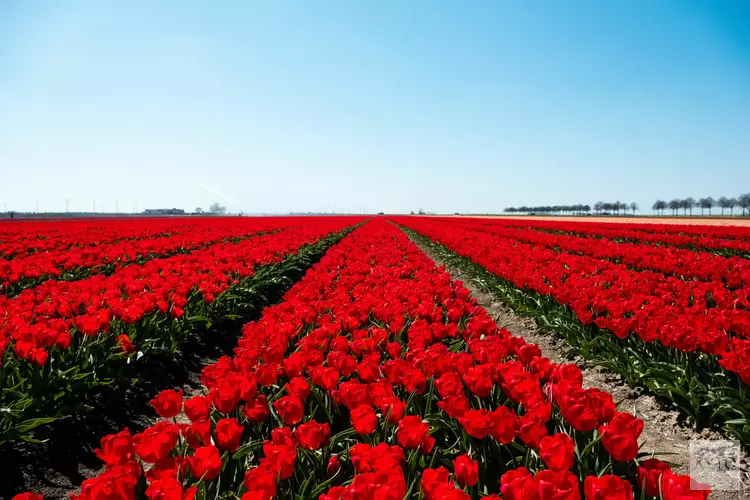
[405,231,750,500]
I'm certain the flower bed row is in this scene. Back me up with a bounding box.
[19,219,709,500]
[398,217,750,362]
[0,218,294,296]
[0,218,203,259]
[464,217,750,256]
[506,217,750,243]
[0,217,363,445]
[453,220,750,288]
[395,216,750,445]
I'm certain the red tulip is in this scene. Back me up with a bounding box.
[539,433,575,471]
[187,445,222,481]
[183,395,211,423]
[598,412,644,463]
[636,458,672,497]
[453,454,479,487]
[273,395,304,425]
[149,389,184,419]
[350,405,378,435]
[214,418,244,451]
[327,456,342,477]
[584,475,632,500]
[294,420,330,450]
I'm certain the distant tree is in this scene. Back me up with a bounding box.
[706,197,715,215]
[739,194,750,216]
[652,200,666,215]
[698,198,708,216]
[209,202,227,214]
[418,208,426,215]
[718,197,731,215]
[503,204,594,215]
[410,211,415,215]
[698,197,715,216]
[678,199,687,215]
[683,197,696,216]
[668,199,680,216]
[729,197,738,216]
[195,207,204,214]
[629,202,638,215]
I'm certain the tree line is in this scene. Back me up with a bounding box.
[504,194,750,217]
[652,194,750,216]
[504,201,638,216]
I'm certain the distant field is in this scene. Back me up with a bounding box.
[456,215,750,226]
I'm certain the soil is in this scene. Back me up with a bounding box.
[451,215,750,227]
[406,232,750,500]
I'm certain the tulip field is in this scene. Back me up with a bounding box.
[0,216,362,446]
[393,217,750,444]
[5,215,749,499]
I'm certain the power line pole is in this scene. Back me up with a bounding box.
[36,201,39,213]
[65,199,69,213]
[115,201,119,214]
[93,201,96,213]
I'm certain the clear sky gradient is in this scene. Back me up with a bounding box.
[1,1,748,214]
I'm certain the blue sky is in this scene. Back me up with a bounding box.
[1,1,748,214]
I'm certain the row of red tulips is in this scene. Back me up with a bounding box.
[396,217,750,371]
[444,219,750,288]
[0,219,357,358]
[0,218,205,259]
[394,216,750,443]
[446,217,750,256]
[0,218,292,296]
[496,217,750,249]
[15,219,708,499]
[0,217,363,445]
